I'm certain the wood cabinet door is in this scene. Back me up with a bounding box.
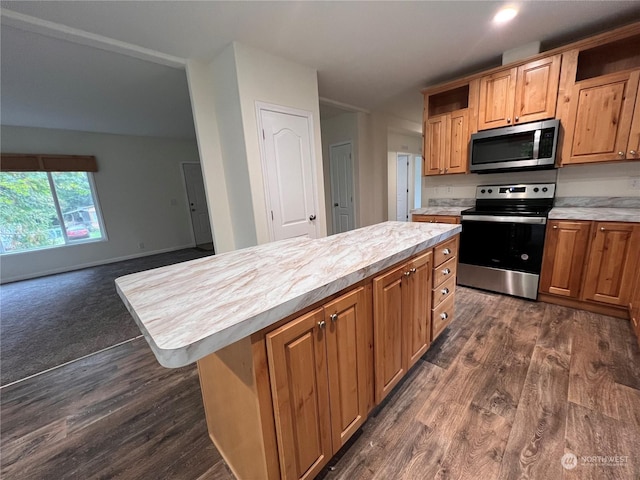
[425,114,448,175]
[477,67,517,130]
[324,287,368,451]
[405,251,433,368]
[266,308,332,480]
[539,220,591,298]
[514,55,561,124]
[563,70,640,165]
[627,83,640,160]
[373,263,407,403]
[446,109,469,174]
[582,222,640,306]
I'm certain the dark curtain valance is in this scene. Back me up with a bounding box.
[0,154,98,172]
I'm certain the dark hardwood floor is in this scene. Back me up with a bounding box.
[2,287,639,479]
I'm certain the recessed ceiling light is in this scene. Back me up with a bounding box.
[493,6,518,24]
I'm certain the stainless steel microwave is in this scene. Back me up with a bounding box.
[469,119,560,173]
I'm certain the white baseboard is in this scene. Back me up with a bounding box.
[0,244,198,284]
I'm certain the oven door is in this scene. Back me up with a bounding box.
[458,215,548,299]
[459,215,547,274]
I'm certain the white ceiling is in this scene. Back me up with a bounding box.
[2,1,640,139]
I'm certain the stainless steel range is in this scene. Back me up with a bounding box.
[457,183,555,300]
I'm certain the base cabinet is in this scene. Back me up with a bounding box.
[540,220,640,316]
[582,222,640,306]
[373,251,433,403]
[266,287,368,480]
[539,220,590,297]
[630,266,640,346]
[198,235,459,480]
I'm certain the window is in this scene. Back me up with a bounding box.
[0,171,105,253]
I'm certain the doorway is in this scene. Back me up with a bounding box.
[182,163,214,249]
[258,104,319,241]
[396,154,410,221]
[329,142,355,234]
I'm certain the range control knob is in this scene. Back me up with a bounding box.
[488,189,493,194]
[533,187,539,193]
[542,187,548,192]
[480,189,486,194]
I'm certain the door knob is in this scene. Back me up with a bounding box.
[333,203,339,207]
[442,268,451,275]
[330,313,338,322]
[618,151,625,156]
[507,118,511,123]
[318,320,326,329]
[630,150,637,156]
[410,268,417,274]
[309,214,316,221]
[443,248,451,255]
[515,116,519,122]
[440,312,449,320]
[441,288,450,295]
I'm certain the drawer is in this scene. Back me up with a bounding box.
[432,294,455,341]
[413,214,460,224]
[433,256,457,287]
[434,236,458,267]
[413,214,435,223]
[432,276,456,309]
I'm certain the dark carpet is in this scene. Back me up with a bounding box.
[0,248,215,386]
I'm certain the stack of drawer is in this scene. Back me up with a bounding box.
[431,236,458,340]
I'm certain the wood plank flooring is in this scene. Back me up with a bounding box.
[2,287,639,479]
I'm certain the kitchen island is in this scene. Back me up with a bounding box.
[116,221,461,479]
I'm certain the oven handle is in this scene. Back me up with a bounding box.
[462,215,547,225]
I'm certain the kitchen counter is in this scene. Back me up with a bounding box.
[411,206,469,216]
[116,221,461,368]
[549,207,640,223]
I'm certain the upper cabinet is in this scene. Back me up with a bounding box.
[423,82,478,176]
[421,22,640,174]
[477,55,561,130]
[558,33,640,165]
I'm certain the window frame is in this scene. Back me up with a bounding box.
[0,170,108,255]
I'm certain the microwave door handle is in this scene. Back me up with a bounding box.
[532,129,542,160]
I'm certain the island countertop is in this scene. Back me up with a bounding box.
[115,221,461,368]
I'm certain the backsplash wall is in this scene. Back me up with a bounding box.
[422,161,640,205]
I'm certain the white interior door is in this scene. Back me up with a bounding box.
[396,155,410,221]
[330,142,355,234]
[182,163,213,246]
[260,108,319,240]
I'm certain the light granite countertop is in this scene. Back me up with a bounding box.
[411,207,470,216]
[549,207,640,223]
[116,221,461,368]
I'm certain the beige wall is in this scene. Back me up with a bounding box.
[185,59,236,253]
[234,43,326,244]
[422,162,640,204]
[1,125,199,282]
[186,43,327,249]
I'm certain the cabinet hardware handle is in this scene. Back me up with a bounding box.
[443,268,451,275]
[439,169,443,174]
[404,271,411,277]
[410,268,417,274]
[443,248,451,255]
[441,288,449,295]
[507,118,511,123]
[318,320,326,329]
[600,227,605,231]
[444,168,448,173]
[553,225,558,229]
[440,312,449,320]
[618,151,625,156]
[309,214,317,221]
[515,116,519,122]
[330,313,338,322]
[630,150,637,155]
